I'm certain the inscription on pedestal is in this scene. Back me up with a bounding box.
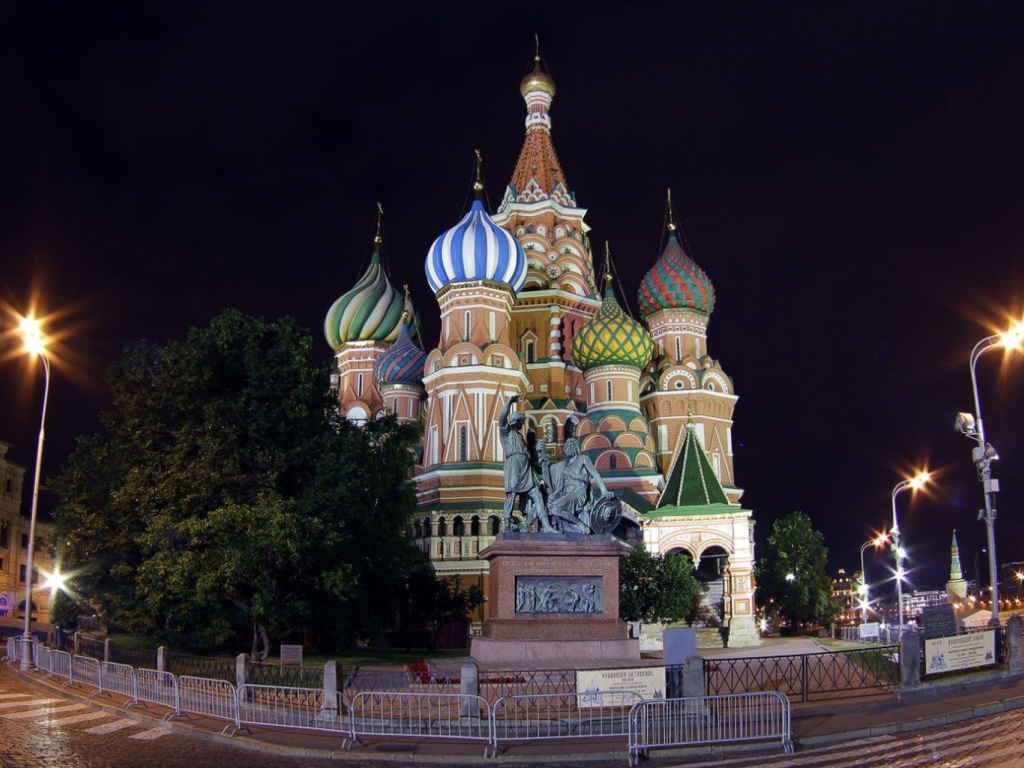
[515,576,603,614]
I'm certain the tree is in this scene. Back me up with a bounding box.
[755,511,837,628]
[406,565,484,650]
[619,546,703,625]
[53,309,421,656]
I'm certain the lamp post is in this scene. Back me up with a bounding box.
[859,533,889,623]
[891,473,929,636]
[18,316,50,672]
[956,320,1024,628]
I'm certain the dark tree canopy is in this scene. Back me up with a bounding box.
[54,309,421,655]
[755,511,838,628]
[619,546,703,625]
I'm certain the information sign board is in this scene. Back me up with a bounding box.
[280,644,303,666]
[576,667,665,707]
[922,604,958,638]
[924,630,995,674]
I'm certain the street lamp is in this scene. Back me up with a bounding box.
[18,315,51,672]
[859,533,889,623]
[892,472,929,636]
[956,318,1024,628]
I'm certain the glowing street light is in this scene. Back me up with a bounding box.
[892,471,930,636]
[859,532,890,623]
[16,314,51,672]
[955,317,1024,628]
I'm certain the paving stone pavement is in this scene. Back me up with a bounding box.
[651,706,1024,767]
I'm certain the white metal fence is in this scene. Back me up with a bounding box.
[175,676,240,733]
[346,692,493,755]
[100,661,138,702]
[628,691,792,765]
[135,668,178,714]
[4,636,16,661]
[237,684,345,734]
[18,642,794,760]
[492,691,641,748]
[49,649,72,682]
[72,655,100,690]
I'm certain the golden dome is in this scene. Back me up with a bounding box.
[520,56,556,98]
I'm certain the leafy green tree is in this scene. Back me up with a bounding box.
[619,546,703,624]
[755,511,837,628]
[406,566,484,650]
[53,309,420,656]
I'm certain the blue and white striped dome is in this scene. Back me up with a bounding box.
[425,199,527,294]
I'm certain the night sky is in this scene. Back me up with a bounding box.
[3,3,1024,594]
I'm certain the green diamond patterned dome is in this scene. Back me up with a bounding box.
[571,279,653,371]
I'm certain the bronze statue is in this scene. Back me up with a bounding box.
[500,394,553,532]
[540,436,617,534]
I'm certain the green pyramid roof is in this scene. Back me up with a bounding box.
[656,423,730,509]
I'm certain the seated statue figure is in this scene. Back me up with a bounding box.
[539,437,616,534]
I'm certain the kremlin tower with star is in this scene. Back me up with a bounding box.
[323,46,758,647]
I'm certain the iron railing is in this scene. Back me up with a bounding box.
[165,652,236,683]
[108,645,158,670]
[246,660,324,689]
[700,645,900,702]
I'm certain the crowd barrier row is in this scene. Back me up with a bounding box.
[5,641,792,759]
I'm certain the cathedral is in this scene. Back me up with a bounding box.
[324,51,759,647]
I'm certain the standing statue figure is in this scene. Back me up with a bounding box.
[540,437,619,534]
[500,394,554,532]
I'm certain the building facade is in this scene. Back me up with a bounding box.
[0,441,56,622]
[325,52,758,646]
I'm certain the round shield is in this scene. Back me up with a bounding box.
[588,496,622,534]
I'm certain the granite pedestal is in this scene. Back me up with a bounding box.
[470,532,640,664]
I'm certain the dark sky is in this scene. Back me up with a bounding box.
[2,2,1024,593]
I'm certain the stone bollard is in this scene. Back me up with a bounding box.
[899,630,922,690]
[460,662,480,719]
[682,655,706,699]
[1007,615,1023,675]
[156,646,167,673]
[321,661,340,717]
[236,653,248,689]
[73,630,81,655]
[104,638,112,663]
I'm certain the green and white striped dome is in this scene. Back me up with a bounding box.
[324,250,418,349]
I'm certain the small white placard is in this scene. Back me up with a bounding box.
[859,622,879,641]
[575,666,665,707]
[925,630,995,674]
[280,644,303,666]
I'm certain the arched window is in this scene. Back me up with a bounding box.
[470,516,481,536]
[609,454,617,469]
[526,340,535,364]
[357,372,364,397]
[424,518,433,537]
[675,337,682,363]
[453,516,465,537]
[489,516,501,536]
[438,517,448,536]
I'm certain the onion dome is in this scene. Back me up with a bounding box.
[373,317,426,387]
[520,52,556,99]
[324,249,418,349]
[425,160,527,294]
[571,276,654,370]
[637,208,716,316]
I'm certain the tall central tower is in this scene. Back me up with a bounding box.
[492,50,601,455]
[417,170,530,585]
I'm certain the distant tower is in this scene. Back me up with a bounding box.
[946,530,968,601]
[492,42,601,454]
[571,272,661,504]
[324,210,418,423]
[418,154,530,586]
[638,192,741,502]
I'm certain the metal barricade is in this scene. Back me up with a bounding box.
[33,644,52,673]
[99,661,138,703]
[492,691,641,750]
[175,676,240,733]
[49,650,72,682]
[346,692,492,755]
[237,684,345,734]
[3,636,16,662]
[628,691,792,766]
[135,668,179,715]
[72,655,101,690]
